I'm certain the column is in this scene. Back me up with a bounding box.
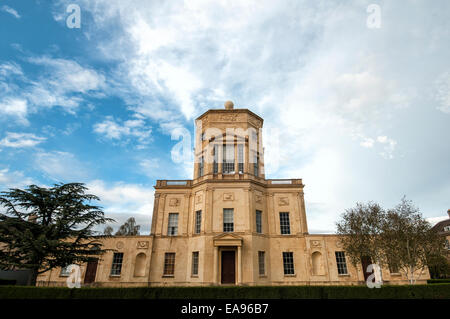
[213,246,218,285]
[150,193,160,235]
[237,246,242,284]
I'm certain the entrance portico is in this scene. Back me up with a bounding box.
[213,234,243,285]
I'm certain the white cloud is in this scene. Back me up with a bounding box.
[86,180,154,234]
[0,56,106,124]
[360,137,375,148]
[24,56,106,113]
[0,168,35,189]
[34,151,90,182]
[376,136,397,159]
[0,132,46,148]
[93,116,152,148]
[0,62,23,78]
[27,57,105,94]
[1,5,21,19]
[0,98,29,125]
[434,71,450,114]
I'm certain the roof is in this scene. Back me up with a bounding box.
[195,108,264,123]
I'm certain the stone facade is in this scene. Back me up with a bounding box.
[36,102,429,287]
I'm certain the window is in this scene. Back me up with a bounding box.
[253,153,259,176]
[282,252,294,275]
[279,212,291,235]
[251,130,257,144]
[222,144,235,174]
[198,156,204,177]
[256,210,262,233]
[60,265,71,277]
[195,210,202,234]
[335,251,348,275]
[444,225,450,232]
[238,144,244,173]
[213,144,218,174]
[192,252,199,276]
[110,252,123,276]
[445,239,450,250]
[258,251,265,275]
[223,208,234,232]
[163,253,175,276]
[167,213,179,236]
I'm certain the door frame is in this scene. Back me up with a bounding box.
[220,248,237,285]
[360,256,373,282]
[83,258,98,284]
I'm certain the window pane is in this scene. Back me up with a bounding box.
[192,252,199,276]
[164,253,175,275]
[258,251,265,275]
[213,145,218,174]
[238,144,244,173]
[283,252,294,275]
[60,265,71,276]
[110,252,123,276]
[335,251,348,275]
[256,210,262,233]
[253,153,259,176]
[195,211,202,234]
[223,145,235,174]
[199,156,204,177]
[279,212,291,235]
[168,213,179,236]
[223,208,234,232]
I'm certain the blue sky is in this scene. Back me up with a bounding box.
[0,0,449,234]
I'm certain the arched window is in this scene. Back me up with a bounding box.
[134,253,146,277]
[312,251,323,275]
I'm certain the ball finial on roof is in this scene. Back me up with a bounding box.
[224,100,234,110]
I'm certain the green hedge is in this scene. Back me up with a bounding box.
[0,284,449,299]
[428,279,450,284]
[0,279,16,286]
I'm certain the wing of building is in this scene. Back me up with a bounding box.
[37,102,429,286]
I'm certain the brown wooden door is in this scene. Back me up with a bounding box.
[84,259,98,284]
[221,251,236,284]
[361,256,373,281]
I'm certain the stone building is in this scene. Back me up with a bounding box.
[37,102,428,287]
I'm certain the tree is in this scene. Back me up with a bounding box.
[380,197,447,284]
[103,225,114,236]
[115,217,140,236]
[0,183,114,286]
[336,202,386,268]
[337,197,447,284]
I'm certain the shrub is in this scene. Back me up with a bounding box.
[0,279,16,286]
[0,284,449,299]
[427,279,450,284]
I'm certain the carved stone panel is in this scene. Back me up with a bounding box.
[223,193,234,201]
[195,194,203,204]
[137,241,149,249]
[169,198,180,206]
[278,197,289,206]
[310,240,321,248]
[219,114,239,122]
[116,241,124,249]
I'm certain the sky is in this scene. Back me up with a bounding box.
[0,0,449,235]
